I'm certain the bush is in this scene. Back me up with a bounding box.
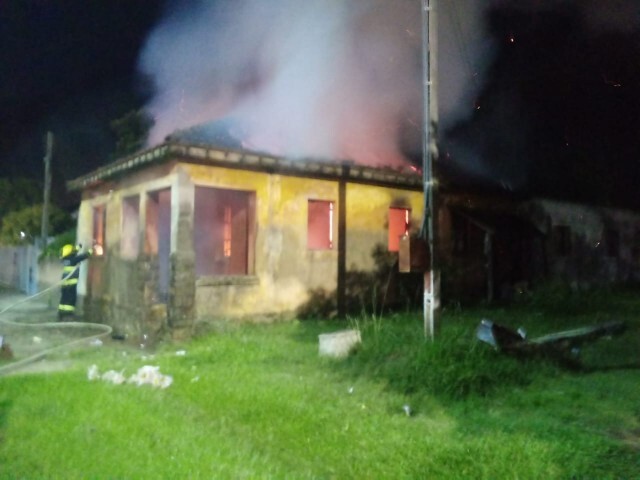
[344,313,554,401]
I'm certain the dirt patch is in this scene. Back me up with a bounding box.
[612,427,640,451]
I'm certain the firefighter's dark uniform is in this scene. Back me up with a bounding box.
[58,245,92,320]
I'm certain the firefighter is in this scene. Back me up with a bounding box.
[58,244,92,321]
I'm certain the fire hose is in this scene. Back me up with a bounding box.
[0,266,112,376]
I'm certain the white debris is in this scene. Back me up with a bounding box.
[101,370,126,385]
[32,336,42,344]
[402,404,412,417]
[175,350,187,356]
[348,387,354,394]
[89,338,103,347]
[128,365,173,389]
[87,364,100,381]
[190,376,200,383]
[87,364,172,389]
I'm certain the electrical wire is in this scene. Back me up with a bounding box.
[0,266,112,376]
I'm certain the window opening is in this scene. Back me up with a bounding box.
[223,206,232,257]
[92,205,106,255]
[121,195,140,259]
[388,207,410,252]
[145,188,171,301]
[194,187,255,276]
[307,200,334,250]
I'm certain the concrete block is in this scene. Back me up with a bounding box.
[318,329,361,358]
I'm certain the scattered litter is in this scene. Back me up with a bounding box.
[348,386,354,394]
[129,365,173,389]
[32,336,42,344]
[175,350,187,356]
[403,404,412,417]
[101,370,126,385]
[89,338,103,347]
[86,364,173,389]
[87,364,100,381]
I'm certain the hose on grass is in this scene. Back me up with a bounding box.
[0,267,112,376]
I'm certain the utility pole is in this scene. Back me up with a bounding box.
[41,131,53,248]
[421,0,440,339]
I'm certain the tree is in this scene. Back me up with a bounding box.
[110,109,154,158]
[0,177,42,221]
[0,204,73,246]
[40,228,77,259]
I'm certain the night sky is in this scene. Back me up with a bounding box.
[0,1,163,204]
[1,0,639,210]
[446,1,640,210]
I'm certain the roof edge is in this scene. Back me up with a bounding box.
[67,141,423,191]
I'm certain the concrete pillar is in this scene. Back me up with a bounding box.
[168,168,196,339]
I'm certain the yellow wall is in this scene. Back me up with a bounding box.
[182,163,340,319]
[346,183,424,270]
[77,160,423,328]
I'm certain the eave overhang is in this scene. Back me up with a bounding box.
[67,141,423,192]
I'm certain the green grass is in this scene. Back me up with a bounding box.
[1,287,639,478]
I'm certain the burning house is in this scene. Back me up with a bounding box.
[68,141,425,340]
[69,141,640,338]
[66,144,640,342]
[67,138,640,341]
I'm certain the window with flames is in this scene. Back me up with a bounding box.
[194,187,255,276]
[388,207,410,252]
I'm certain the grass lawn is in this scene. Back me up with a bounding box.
[1,286,639,478]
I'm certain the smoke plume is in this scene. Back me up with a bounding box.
[138,0,491,167]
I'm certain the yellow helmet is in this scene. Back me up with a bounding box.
[61,244,75,258]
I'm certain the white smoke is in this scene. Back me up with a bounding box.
[138,0,491,167]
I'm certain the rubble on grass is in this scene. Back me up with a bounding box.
[87,364,173,389]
